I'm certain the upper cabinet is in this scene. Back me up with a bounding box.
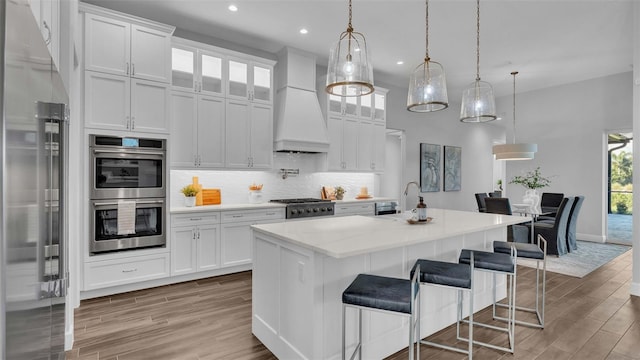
[29,0,60,67]
[227,58,273,105]
[171,43,225,97]
[83,4,174,84]
[81,4,175,134]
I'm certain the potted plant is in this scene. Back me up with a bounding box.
[334,186,346,200]
[181,184,199,207]
[509,167,551,213]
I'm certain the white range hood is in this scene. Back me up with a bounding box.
[273,47,329,153]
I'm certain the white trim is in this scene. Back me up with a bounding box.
[577,233,606,243]
[65,330,74,351]
[630,281,640,297]
[79,2,175,35]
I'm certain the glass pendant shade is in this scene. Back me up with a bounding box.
[492,143,537,160]
[459,79,497,122]
[407,59,448,112]
[326,31,374,96]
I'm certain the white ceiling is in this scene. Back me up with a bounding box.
[83,0,633,98]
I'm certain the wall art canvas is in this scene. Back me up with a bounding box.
[420,143,441,192]
[444,145,462,191]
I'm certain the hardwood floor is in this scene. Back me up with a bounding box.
[67,251,639,360]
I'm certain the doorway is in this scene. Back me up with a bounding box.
[607,131,633,245]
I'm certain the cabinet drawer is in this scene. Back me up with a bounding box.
[334,203,375,216]
[222,208,285,223]
[171,212,220,227]
[84,253,170,290]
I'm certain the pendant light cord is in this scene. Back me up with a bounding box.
[475,0,480,81]
[512,71,518,144]
[425,0,430,61]
[347,0,353,32]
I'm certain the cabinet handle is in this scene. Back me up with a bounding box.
[131,117,135,130]
[122,268,138,273]
[266,212,276,216]
[190,218,202,221]
[198,155,202,166]
[125,116,130,129]
[194,155,198,166]
[132,63,135,76]
[126,62,130,75]
[192,230,196,239]
[42,20,51,45]
[197,229,201,239]
[232,215,243,218]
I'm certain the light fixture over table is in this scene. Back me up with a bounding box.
[326,0,374,97]
[492,71,537,160]
[407,0,448,112]
[460,0,496,122]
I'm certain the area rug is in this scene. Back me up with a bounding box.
[517,240,631,278]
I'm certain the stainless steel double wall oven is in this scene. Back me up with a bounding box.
[89,135,166,254]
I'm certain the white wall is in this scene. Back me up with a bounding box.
[381,81,506,212]
[497,72,632,241]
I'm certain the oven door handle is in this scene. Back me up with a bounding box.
[93,200,165,206]
[93,149,165,157]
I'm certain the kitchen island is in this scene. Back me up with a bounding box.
[251,209,527,360]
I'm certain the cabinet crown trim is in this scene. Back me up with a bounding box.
[80,3,176,35]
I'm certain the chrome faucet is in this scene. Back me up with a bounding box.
[404,181,420,196]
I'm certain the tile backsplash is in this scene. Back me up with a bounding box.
[170,153,377,206]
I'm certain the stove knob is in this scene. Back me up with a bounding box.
[320,207,326,212]
[306,208,312,213]
[290,209,298,215]
[313,208,319,212]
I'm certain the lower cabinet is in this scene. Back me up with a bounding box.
[84,253,170,291]
[334,202,375,217]
[171,213,220,276]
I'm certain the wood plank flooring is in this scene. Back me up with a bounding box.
[67,251,639,360]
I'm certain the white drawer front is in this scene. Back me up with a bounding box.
[172,212,220,227]
[334,203,375,216]
[222,209,285,223]
[84,253,170,290]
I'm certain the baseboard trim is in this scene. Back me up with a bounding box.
[631,282,640,297]
[577,233,606,243]
[65,330,74,351]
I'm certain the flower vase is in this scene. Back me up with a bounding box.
[522,189,541,214]
[184,196,196,207]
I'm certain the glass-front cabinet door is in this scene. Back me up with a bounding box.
[228,59,248,99]
[360,93,373,119]
[252,64,272,103]
[199,50,224,96]
[374,91,386,121]
[171,46,196,91]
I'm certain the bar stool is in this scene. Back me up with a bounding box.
[493,235,547,328]
[411,255,474,359]
[342,265,420,360]
[458,247,517,354]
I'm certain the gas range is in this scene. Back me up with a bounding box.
[270,198,335,219]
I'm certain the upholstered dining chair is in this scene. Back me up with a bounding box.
[527,197,575,256]
[540,192,564,217]
[484,198,529,243]
[565,196,584,252]
[475,192,489,212]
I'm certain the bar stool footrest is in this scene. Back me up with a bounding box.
[419,340,470,355]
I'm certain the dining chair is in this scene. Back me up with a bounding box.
[527,197,574,256]
[484,198,529,243]
[565,196,584,252]
[540,192,564,217]
[475,193,489,212]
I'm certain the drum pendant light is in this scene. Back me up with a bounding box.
[460,0,497,122]
[407,0,448,112]
[326,0,374,97]
[492,71,537,160]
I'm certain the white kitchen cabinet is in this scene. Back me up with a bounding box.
[327,115,358,171]
[220,208,285,267]
[29,0,59,67]
[171,42,226,97]
[357,119,374,171]
[225,99,273,169]
[170,213,220,276]
[84,10,173,83]
[227,58,273,105]
[170,90,225,168]
[334,202,376,217]
[374,90,387,122]
[84,71,170,133]
[84,253,170,291]
[372,121,386,171]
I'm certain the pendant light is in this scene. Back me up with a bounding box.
[460,0,496,122]
[407,0,448,112]
[326,0,374,97]
[492,71,537,160]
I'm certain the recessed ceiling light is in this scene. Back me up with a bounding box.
[396,61,404,65]
[228,4,238,12]
[299,28,308,35]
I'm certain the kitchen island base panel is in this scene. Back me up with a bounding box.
[252,227,507,360]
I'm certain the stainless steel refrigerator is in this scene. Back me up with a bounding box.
[1,0,69,359]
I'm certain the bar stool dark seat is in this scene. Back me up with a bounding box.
[342,267,420,360]
[411,256,474,359]
[493,235,548,328]
[458,248,517,354]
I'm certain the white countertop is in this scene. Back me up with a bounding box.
[170,197,397,213]
[251,208,528,258]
